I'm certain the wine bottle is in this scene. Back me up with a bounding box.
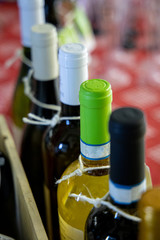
[11,0,45,152]
[20,23,59,227]
[138,187,160,240]
[85,107,147,240]
[57,79,112,240]
[0,151,18,239]
[42,42,88,240]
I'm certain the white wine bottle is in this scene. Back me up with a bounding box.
[57,79,112,240]
[11,0,45,152]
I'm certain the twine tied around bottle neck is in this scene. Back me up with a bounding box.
[70,192,141,223]
[22,67,80,127]
[55,155,110,184]
[23,112,80,128]
[4,48,32,69]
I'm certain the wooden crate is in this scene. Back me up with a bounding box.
[0,115,48,240]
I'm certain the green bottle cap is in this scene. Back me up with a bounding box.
[79,79,112,160]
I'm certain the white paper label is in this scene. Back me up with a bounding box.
[59,213,83,240]
[80,139,110,160]
[109,178,146,204]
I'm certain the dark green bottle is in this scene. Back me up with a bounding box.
[42,42,88,240]
[85,107,147,240]
[20,23,60,227]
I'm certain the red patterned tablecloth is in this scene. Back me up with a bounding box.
[1,2,160,185]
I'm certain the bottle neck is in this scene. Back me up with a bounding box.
[61,103,80,117]
[109,195,138,215]
[109,137,146,205]
[80,105,111,173]
[23,47,31,60]
[31,78,59,118]
[81,155,110,176]
[45,0,58,26]
[109,178,146,206]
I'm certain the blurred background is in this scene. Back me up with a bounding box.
[1,0,160,185]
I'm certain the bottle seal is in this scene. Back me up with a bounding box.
[109,107,146,140]
[79,79,112,148]
[59,43,88,68]
[31,24,58,80]
[59,43,88,105]
[18,0,45,47]
[109,107,146,204]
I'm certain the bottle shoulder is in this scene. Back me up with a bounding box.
[42,121,80,182]
[57,160,110,231]
[86,203,139,240]
[58,159,109,198]
[43,120,80,146]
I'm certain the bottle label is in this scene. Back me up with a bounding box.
[109,178,146,204]
[58,213,83,240]
[80,139,110,160]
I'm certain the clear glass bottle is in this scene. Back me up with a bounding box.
[138,187,160,240]
[20,23,59,227]
[11,0,45,152]
[57,79,112,240]
[85,107,147,240]
[42,42,88,240]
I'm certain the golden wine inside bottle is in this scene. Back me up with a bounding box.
[58,159,110,239]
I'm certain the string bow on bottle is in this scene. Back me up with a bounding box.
[70,192,141,222]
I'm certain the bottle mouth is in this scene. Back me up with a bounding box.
[79,79,112,108]
[59,43,88,68]
[31,24,57,48]
[109,107,146,139]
